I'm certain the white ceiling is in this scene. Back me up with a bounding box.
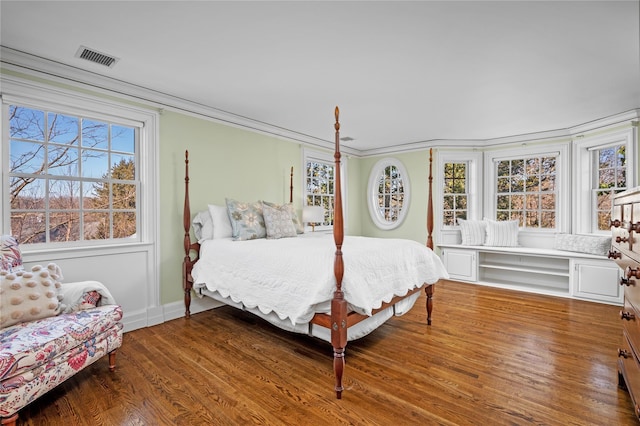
[1,1,639,154]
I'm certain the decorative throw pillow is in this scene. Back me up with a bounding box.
[0,235,24,273]
[0,263,63,328]
[225,198,266,241]
[192,210,214,242]
[75,290,102,311]
[263,201,304,234]
[554,234,611,256]
[484,219,519,247]
[457,219,486,246]
[262,203,298,239]
[208,204,233,239]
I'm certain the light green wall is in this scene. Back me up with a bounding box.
[159,111,363,304]
[358,150,435,244]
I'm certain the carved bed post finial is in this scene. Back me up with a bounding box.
[331,106,347,399]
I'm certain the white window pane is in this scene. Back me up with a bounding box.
[48,112,79,145]
[10,106,45,141]
[10,140,45,174]
[81,150,109,178]
[111,125,135,153]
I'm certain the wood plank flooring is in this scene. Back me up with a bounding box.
[14,280,639,425]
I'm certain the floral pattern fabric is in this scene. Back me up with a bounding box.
[0,235,23,273]
[0,305,123,418]
[225,198,266,241]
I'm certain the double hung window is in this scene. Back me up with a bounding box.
[7,105,138,245]
[592,143,627,231]
[442,162,468,225]
[304,150,336,229]
[495,155,557,228]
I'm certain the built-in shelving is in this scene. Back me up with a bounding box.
[439,244,622,304]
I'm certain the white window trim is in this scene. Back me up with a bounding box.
[483,142,570,234]
[1,75,159,251]
[367,157,410,230]
[573,126,636,234]
[435,150,483,245]
[302,148,347,232]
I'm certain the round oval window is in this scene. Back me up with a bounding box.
[367,158,410,230]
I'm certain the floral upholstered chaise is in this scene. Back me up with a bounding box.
[0,235,123,426]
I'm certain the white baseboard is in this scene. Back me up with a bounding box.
[122,297,223,332]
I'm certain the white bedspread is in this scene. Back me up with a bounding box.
[191,235,449,325]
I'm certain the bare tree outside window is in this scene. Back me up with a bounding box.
[375,165,405,223]
[306,160,334,226]
[594,144,626,231]
[8,105,138,245]
[443,162,467,226]
[495,155,556,228]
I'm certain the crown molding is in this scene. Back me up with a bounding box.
[2,46,637,159]
[569,108,640,137]
[0,46,360,155]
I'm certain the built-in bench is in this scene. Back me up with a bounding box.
[438,243,622,305]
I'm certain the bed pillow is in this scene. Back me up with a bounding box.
[457,219,486,246]
[262,203,298,239]
[0,263,63,329]
[225,198,266,241]
[554,234,611,256]
[192,210,214,242]
[484,218,519,247]
[263,201,304,234]
[0,235,24,273]
[208,204,233,239]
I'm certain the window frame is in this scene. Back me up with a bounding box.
[484,143,569,234]
[302,148,346,232]
[1,76,159,251]
[437,151,483,226]
[367,157,410,230]
[436,150,483,245]
[573,127,636,235]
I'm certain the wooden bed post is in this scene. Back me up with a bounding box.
[183,150,200,318]
[289,166,294,204]
[427,148,434,250]
[331,106,348,399]
[425,148,435,324]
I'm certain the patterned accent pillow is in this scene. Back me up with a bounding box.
[457,219,486,246]
[484,219,519,247]
[554,234,611,256]
[262,203,298,239]
[0,235,24,273]
[225,198,266,241]
[263,201,304,234]
[0,264,63,328]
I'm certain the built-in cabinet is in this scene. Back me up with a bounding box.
[439,245,622,304]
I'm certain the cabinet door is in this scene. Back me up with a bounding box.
[572,259,622,304]
[442,249,477,282]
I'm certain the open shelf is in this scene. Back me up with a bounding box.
[478,251,570,292]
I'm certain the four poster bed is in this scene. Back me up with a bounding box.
[182,107,448,399]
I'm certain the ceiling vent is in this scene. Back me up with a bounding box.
[340,136,355,142]
[75,45,119,68]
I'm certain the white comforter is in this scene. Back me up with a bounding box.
[191,235,449,325]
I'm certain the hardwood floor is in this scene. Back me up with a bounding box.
[15,280,639,425]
